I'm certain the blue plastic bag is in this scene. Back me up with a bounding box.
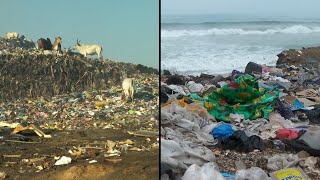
[211,124,234,139]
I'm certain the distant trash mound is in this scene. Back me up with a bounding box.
[0,36,36,50]
[0,38,158,101]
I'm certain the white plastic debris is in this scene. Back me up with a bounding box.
[89,160,97,164]
[0,171,7,179]
[217,81,228,87]
[267,154,300,171]
[236,167,270,180]
[168,85,186,96]
[187,81,204,93]
[54,156,60,160]
[181,162,225,180]
[54,156,72,166]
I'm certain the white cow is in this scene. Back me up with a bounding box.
[74,39,103,59]
[6,32,19,39]
[122,78,135,103]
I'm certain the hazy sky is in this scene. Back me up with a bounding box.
[0,1,159,68]
[162,0,320,17]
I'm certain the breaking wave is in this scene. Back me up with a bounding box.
[162,25,320,38]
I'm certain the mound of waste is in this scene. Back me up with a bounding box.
[0,37,158,101]
[277,46,320,69]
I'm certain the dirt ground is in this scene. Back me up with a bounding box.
[0,128,159,180]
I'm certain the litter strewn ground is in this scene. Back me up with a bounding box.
[161,48,320,180]
[0,36,159,179]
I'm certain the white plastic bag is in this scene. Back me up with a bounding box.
[182,162,225,180]
[187,81,204,93]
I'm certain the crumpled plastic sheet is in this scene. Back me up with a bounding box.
[236,167,270,180]
[234,118,277,140]
[267,154,300,171]
[161,101,218,172]
[161,102,217,146]
[186,81,204,93]
[161,138,215,171]
[181,162,225,180]
[269,112,309,129]
[168,84,187,96]
[268,76,291,90]
[267,153,320,177]
[302,156,320,176]
[299,126,320,150]
[297,72,315,85]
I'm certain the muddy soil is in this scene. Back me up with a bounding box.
[0,128,159,180]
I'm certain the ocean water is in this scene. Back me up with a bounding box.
[161,15,320,75]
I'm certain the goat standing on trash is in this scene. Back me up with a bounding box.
[122,78,135,103]
[74,39,103,60]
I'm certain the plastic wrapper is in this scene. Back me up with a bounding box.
[269,167,311,180]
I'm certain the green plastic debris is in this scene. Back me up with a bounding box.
[189,93,204,101]
[204,75,279,122]
[128,109,135,115]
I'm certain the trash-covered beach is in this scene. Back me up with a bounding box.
[0,37,159,179]
[161,47,320,180]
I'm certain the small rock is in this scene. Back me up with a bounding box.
[245,62,262,75]
[163,70,171,75]
[211,75,224,85]
[199,73,215,79]
[165,75,184,85]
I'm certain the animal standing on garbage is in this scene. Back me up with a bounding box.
[52,36,62,53]
[74,39,103,60]
[122,78,135,103]
[37,38,53,50]
[6,32,19,39]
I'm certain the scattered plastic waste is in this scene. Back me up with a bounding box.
[54,156,72,166]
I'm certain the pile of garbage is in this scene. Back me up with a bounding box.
[0,76,159,129]
[0,36,159,178]
[0,35,35,50]
[161,57,320,179]
[0,37,158,101]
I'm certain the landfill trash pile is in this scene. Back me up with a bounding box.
[161,49,320,179]
[0,36,159,179]
[277,47,320,68]
[0,37,157,101]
